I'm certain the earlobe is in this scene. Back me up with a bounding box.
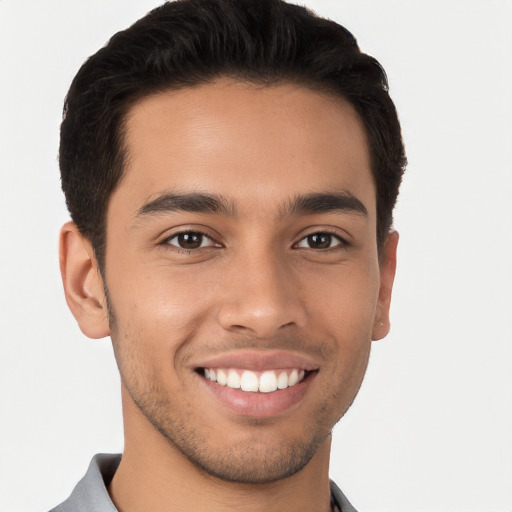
[59,221,110,339]
[372,230,399,341]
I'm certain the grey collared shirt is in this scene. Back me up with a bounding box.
[50,453,358,512]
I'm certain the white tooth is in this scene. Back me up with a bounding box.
[299,370,305,381]
[277,371,289,389]
[209,369,216,381]
[259,371,278,393]
[204,369,210,379]
[288,369,299,386]
[240,370,259,392]
[217,369,227,386]
[227,369,241,389]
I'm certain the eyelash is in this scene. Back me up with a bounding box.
[160,229,349,253]
[294,230,349,250]
[161,230,219,253]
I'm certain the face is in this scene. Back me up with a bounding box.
[66,80,397,484]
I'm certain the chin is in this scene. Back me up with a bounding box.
[167,430,327,484]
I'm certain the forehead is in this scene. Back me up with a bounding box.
[117,80,375,220]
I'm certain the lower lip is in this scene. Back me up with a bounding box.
[198,373,314,418]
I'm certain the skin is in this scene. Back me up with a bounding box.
[60,79,398,512]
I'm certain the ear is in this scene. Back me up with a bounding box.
[372,230,399,341]
[59,221,110,339]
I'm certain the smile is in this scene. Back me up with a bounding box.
[193,350,320,417]
[202,368,307,393]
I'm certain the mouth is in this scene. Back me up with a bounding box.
[192,351,319,417]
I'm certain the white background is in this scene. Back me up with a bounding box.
[1,1,511,511]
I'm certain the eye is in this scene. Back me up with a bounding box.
[295,232,343,250]
[165,231,218,250]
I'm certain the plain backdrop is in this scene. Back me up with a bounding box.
[1,1,511,511]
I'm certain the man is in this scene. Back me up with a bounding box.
[53,0,405,510]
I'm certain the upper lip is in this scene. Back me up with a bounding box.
[191,350,321,372]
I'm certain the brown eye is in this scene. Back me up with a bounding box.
[167,231,216,250]
[308,233,331,249]
[296,233,342,249]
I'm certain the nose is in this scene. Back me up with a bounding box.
[217,249,308,339]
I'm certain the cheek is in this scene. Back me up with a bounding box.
[107,260,238,390]
[303,260,380,334]
[109,262,211,331]
[302,261,379,383]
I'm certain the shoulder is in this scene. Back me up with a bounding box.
[49,454,121,512]
[330,480,359,512]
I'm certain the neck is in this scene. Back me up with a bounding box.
[109,390,333,512]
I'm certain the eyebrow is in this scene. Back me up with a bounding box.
[286,191,368,218]
[135,190,367,219]
[136,192,236,217]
